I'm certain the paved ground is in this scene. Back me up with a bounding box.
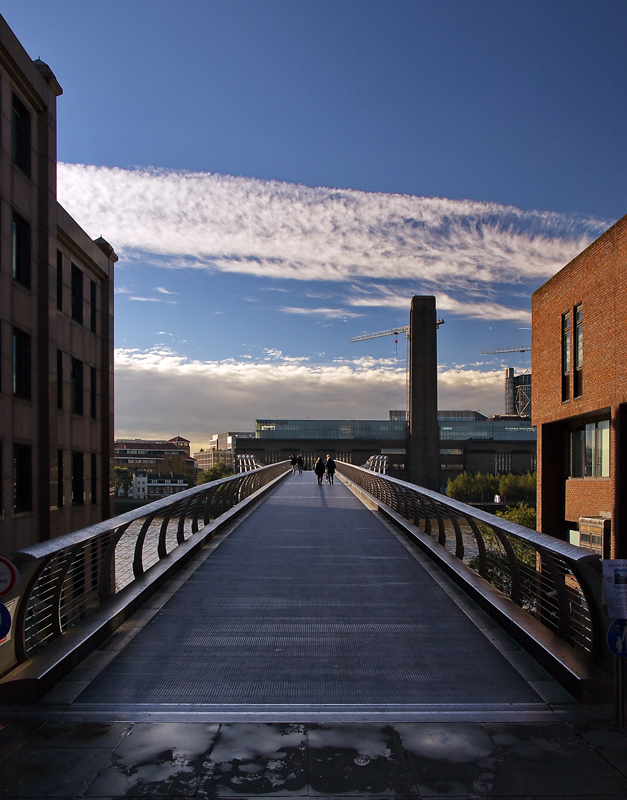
[1,471,625,797]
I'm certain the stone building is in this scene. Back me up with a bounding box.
[532,212,627,557]
[0,16,117,558]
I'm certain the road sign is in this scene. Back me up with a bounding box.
[0,558,19,598]
[0,603,11,641]
[608,620,627,657]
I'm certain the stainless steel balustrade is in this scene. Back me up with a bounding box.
[336,462,609,672]
[0,463,290,680]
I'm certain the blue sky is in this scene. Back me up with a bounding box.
[5,1,626,448]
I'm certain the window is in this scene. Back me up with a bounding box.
[12,93,31,177]
[57,350,63,409]
[71,264,83,324]
[91,453,97,504]
[0,443,3,515]
[13,328,31,399]
[90,366,97,419]
[574,304,583,398]
[570,418,610,478]
[562,311,571,401]
[56,250,63,311]
[13,212,31,289]
[71,451,84,506]
[90,280,97,333]
[13,443,32,513]
[71,358,83,414]
[57,450,64,508]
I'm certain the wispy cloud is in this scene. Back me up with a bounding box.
[154,286,178,295]
[58,165,607,310]
[113,347,506,449]
[280,306,362,319]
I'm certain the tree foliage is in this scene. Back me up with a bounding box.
[196,462,236,484]
[446,471,536,506]
[114,466,132,492]
[495,502,537,530]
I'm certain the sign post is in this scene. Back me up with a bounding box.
[607,620,627,727]
[0,557,19,599]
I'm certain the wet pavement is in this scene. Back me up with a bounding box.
[2,717,627,797]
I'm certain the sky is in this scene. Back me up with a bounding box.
[5,1,626,451]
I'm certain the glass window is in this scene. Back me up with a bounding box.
[90,280,97,333]
[90,366,97,419]
[12,212,31,289]
[58,450,64,508]
[597,419,610,477]
[584,422,595,477]
[56,250,63,311]
[12,328,31,399]
[57,350,63,409]
[13,443,32,513]
[71,264,83,324]
[562,311,571,401]
[574,304,583,397]
[91,453,97,504]
[71,451,84,506]
[12,94,31,177]
[71,358,83,414]
[571,417,610,478]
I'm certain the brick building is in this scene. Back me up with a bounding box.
[532,212,627,557]
[0,16,117,559]
[114,437,195,484]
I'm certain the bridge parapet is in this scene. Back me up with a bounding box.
[337,462,610,700]
[0,462,290,689]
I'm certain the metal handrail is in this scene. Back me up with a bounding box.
[0,462,290,679]
[336,462,608,669]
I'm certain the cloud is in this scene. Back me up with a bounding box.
[58,164,608,299]
[113,347,506,451]
[154,286,178,294]
[280,306,362,319]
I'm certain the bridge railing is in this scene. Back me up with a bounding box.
[337,462,608,671]
[0,463,290,680]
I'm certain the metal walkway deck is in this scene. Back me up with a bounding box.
[71,472,542,713]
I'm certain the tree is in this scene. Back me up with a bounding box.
[196,462,236,484]
[114,466,132,494]
[496,502,537,531]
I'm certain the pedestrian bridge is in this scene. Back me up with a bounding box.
[0,462,611,716]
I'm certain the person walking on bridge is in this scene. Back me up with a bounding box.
[290,454,297,474]
[297,454,304,474]
[314,457,325,485]
[325,455,336,485]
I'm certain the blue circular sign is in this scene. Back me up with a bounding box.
[608,619,627,657]
[0,603,11,640]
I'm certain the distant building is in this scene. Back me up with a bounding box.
[129,470,188,500]
[0,17,117,558]
[194,449,235,471]
[533,212,627,558]
[505,368,532,417]
[438,411,536,482]
[114,437,195,484]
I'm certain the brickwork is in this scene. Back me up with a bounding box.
[532,213,627,554]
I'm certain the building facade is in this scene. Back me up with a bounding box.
[194,449,235,471]
[0,16,117,559]
[532,213,627,557]
[114,438,196,484]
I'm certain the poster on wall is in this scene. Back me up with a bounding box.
[603,560,627,619]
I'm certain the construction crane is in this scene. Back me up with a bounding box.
[481,346,531,354]
[350,320,444,418]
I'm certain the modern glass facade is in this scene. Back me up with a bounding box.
[255,419,407,441]
[438,411,536,442]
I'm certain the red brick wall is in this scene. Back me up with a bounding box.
[532,213,627,551]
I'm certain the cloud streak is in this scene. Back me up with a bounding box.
[58,164,607,298]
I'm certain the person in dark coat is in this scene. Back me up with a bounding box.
[314,457,325,485]
[297,454,304,474]
[290,454,297,474]
[325,455,336,484]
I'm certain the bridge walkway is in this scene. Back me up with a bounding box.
[1,471,625,797]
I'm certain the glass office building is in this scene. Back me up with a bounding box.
[438,411,535,442]
[255,419,407,441]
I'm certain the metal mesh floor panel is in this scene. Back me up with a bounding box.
[76,473,541,707]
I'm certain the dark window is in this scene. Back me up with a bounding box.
[90,366,97,419]
[91,453,97,505]
[13,328,31,399]
[574,304,583,398]
[13,443,32,513]
[12,93,31,177]
[71,264,83,324]
[58,449,64,508]
[56,250,63,311]
[570,418,610,478]
[562,311,571,402]
[0,443,3,515]
[71,451,84,506]
[12,212,31,289]
[57,349,63,409]
[90,280,97,333]
[71,358,83,414]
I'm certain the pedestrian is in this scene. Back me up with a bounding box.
[314,457,325,485]
[325,454,336,485]
[290,454,297,474]
[297,454,304,474]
